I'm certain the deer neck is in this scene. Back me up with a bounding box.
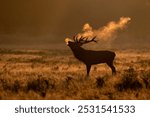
[70,46,85,57]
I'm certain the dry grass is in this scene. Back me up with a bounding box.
[0,49,150,100]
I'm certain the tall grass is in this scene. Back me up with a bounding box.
[0,49,150,99]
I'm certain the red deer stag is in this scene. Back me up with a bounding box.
[65,35,116,77]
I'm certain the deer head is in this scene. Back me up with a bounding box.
[65,35,97,48]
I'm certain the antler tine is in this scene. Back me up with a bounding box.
[79,36,97,45]
[73,35,76,41]
[85,37,89,41]
[73,35,78,42]
[91,36,97,43]
[78,36,86,42]
[73,35,97,46]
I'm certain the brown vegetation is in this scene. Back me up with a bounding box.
[0,49,150,99]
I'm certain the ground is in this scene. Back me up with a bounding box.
[0,49,150,99]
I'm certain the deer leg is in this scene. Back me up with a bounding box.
[86,65,91,76]
[107,62,116,75]
[111,65,116,75]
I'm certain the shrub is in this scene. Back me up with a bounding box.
[141,71,150,89]
[0,78,20,93]
[96,77,105,88]
[26,77,55,97]
[116,67,143,91]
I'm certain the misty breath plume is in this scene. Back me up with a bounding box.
[79,17,131,41]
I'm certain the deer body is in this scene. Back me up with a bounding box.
[65,36,116,76]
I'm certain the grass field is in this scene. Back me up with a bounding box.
[0,49,150,99]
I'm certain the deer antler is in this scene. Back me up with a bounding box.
[73,34,97,46]
[73,35,78,42]
[77,36,97,46]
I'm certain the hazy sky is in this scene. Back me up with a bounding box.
[0,0,150,48]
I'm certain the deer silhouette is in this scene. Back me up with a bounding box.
[65,35,116,77]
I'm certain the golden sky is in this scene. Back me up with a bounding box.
[0,0,150,48]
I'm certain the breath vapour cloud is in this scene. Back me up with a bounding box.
[78,17,131,41]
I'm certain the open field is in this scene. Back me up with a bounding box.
[0,49,150,99]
